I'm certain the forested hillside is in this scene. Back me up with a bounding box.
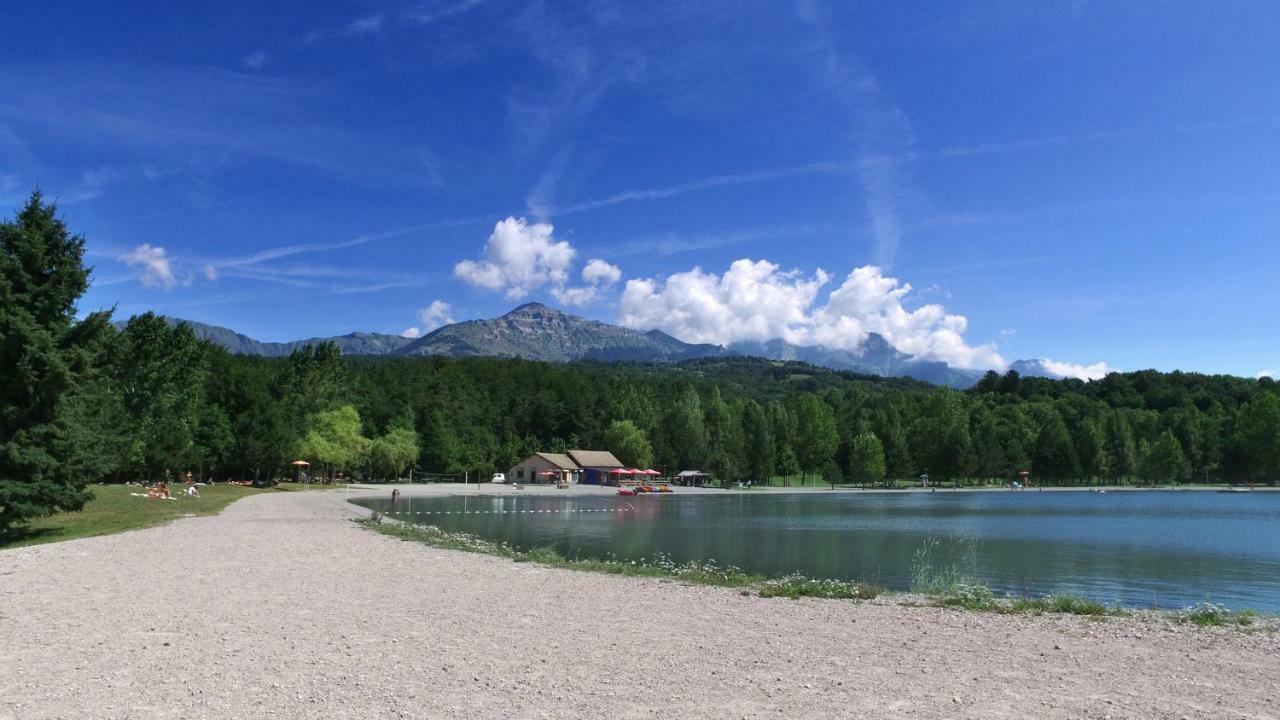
[78,317,1280,489]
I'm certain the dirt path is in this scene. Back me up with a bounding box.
[1,490,1276,719]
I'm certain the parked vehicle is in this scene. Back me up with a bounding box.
[490,473,506,483]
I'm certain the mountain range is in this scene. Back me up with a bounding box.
[141,303,1071,387]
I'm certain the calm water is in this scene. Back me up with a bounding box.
[355,491,1280,611]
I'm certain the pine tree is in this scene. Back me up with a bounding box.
[0,193,112,533]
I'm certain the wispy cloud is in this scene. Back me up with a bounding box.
[205,215,488,273]
[404,0,488,25]
[0,63,440,189]
[241,50,270,71]
[346,13,386,36]
[605,223,836,259]
[796,2,917,269]
[554,161,854,216]
[933,115,1280,160]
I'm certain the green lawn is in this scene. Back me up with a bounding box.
[0,483,284,549]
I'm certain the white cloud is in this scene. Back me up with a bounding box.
[454,217,575,298]
[416,300,455,332]
[1258,369,1275,379]
[551,258,623,306]
[201,264,218,282]
[400,300,455,338]
[581,258,621,287]
[551,286,599,307]
[242,50,270,70]
[1039,359,1112,381]
[815,266,1004,370]
[117,243,177,289]
[618,259,829,347]
[618,260,1007,371]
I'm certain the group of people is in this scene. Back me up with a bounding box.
[143,475,201,499]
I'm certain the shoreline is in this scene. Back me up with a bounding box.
[4,489,1278,718]
[340,481,1280,498]
[357,499,1271,622]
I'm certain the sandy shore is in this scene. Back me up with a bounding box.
[2,489,1277,719]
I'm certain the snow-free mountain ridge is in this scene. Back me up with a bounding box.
[132,303,1070,387]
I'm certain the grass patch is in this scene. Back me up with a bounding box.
[1008,593,1128,617]
[358,518,882,598]
[1,484,275,549]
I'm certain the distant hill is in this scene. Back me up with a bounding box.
[399,302,732,363]
[116,317,413,357]
[122,304,1026,387]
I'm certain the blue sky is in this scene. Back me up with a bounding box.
[3,1,1277,378]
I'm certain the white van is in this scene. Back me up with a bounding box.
[490,473,506,483]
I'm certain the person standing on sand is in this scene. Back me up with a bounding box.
[391,488,400,502]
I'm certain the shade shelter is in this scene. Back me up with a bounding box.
[675,470,711,487]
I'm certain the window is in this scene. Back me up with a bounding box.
[517,469,524,480]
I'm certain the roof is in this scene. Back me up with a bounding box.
[567,449,623,468]
[677,470,709,477]
[532,452,580,470]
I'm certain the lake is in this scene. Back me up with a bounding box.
[354,490,1280,611]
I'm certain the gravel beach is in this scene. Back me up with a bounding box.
[1,487,1277,719]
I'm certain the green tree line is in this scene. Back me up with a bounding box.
[4,193,1280,533]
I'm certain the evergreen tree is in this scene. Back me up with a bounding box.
[0,193,112,533]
